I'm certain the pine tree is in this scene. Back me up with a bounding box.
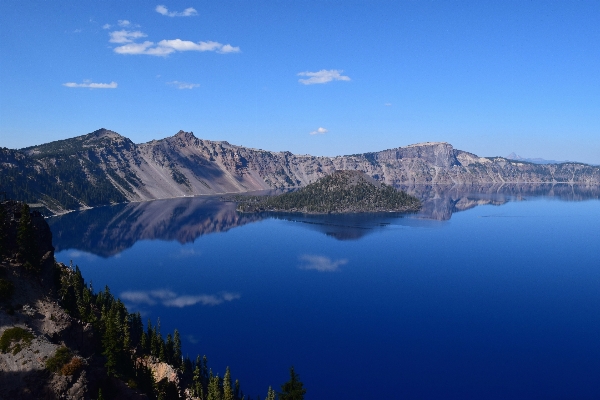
[140,332,148,355]
[159,341,167,362]
[193,363,203,398]
[102,306,119,376]
[17,203,38,272]
[123,314,131,352]
[279,366,306,400]
[173,329,182,368]
[223,367,234,400]
[202,355,209,380]
[165,333,174,364]
[234,380,240,399]
[266,386,276,400]
[208,373,222,400]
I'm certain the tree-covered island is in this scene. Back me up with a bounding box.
[235,170,421,214]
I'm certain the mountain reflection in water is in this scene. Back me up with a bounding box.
[48,184,600,256]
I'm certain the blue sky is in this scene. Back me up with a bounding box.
[1,1,599,163]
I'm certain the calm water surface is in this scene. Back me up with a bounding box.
[49,186,600,399]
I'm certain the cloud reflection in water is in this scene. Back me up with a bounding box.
[299,254,348,272]
[121,289,241,308]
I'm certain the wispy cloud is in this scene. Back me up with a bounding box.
[102,23,111,29]
[156,5,198,17]
[384,103,392,106]
[186,334,199,344]
[299,254,348,272]
[120,289,241,308]
[63,81,118,89]
[309,127,328,135]
[113,37,240,56]
[109,30,147,44]
[218,44,240,54]
[168,81,200,89]
[298,69,351,85]
[118,19,131,27]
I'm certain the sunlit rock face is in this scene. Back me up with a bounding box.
[4,129,600,213]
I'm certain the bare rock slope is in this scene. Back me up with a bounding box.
[3,129,599,213]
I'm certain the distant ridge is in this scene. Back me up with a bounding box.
[1,129,599,214]
[506,152,566,165]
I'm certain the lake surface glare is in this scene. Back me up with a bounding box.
[51,187,600,399]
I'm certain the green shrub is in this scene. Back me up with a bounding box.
[45,346,72,373]
[0,327,34,354]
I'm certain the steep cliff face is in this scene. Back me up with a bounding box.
[2,129,599,213]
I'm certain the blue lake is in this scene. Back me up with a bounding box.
[49,185,600,399]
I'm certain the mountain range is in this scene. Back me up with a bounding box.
[505,152,566,165]
[2,128,599,214]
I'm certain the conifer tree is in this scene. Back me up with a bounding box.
[140,330,148,354]
[165,333,174,364]
[102,306,119,376]
[208,373,222,400]
[234,380,240,399]
[17,203,38,271]
[159,341,167,362]
[193,363,203,398]
[202,355,209,380]
[266,386,276,400]
[223,367,234,400]
[173,329,182,368]
[123,313,131,352]
[279,366,306,400]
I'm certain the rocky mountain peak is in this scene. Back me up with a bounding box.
[89,128,119,138]
[173,130,196,139]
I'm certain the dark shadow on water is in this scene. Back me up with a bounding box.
[263,211,416,240]
[48,184,600,256]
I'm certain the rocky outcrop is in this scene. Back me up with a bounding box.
[0,200,148,399]
[3,129,599,213]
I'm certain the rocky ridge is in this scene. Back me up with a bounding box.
[2,129,599,213]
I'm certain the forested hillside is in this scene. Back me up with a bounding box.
[0,200,304,399]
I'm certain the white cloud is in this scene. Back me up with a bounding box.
[118,19,131,27]
[158,39,221,51]
[298,69,351,85]
[168,81,200,89]
[113,38,240,56]
[73,29,82,33]
[299,254,348,272]
[385,103,392,106]
[63,81,118,89]
[120,289,241,308]
[102,23,111,29]
[309,127,328,135]
[218,44,241,54]
[156,5,198,17]
[121,291,156,305]
[109,29,148,44]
